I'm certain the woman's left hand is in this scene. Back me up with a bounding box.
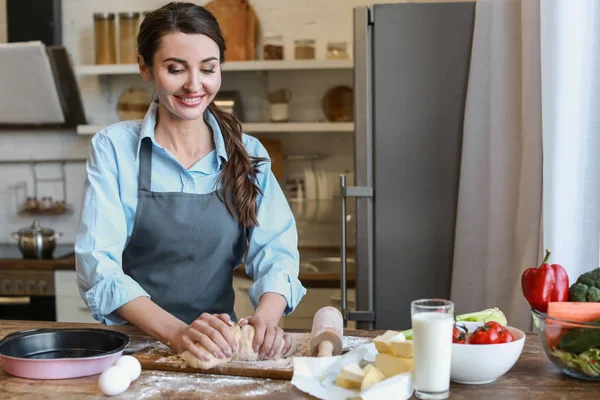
[238,315,291,360]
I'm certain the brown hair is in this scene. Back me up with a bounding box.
[137,2,266,227]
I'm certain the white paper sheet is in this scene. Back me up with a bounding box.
[0,41,65,124]
[291,343,413,400]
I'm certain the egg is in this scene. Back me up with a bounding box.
[114,355,142,382]
[98,365,130,396]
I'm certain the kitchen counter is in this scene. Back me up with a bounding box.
[0,320,598,399]
[0,245,355,288]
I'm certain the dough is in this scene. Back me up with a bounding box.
[180,324,296,369]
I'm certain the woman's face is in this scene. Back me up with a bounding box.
[142,31,222,121]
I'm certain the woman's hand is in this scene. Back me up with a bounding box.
[238,315,293,360]
[169,313,238,362]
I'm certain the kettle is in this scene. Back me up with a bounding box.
[11,220,62,259]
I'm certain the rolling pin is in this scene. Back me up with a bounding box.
[309,306,344,357]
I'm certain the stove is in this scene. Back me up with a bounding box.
[0,244,74,321]
[0,244,74,260]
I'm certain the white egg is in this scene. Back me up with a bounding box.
[98,365,130,396]
[113,355,142,382]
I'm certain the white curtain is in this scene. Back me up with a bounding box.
[450,0,600,331]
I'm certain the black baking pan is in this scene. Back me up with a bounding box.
[0,328,130,379]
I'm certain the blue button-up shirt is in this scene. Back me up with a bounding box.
[75,102,306,325]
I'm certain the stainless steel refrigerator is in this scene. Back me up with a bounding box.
[340,2,476,330]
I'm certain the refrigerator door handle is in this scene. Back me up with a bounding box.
[340,175,375,326]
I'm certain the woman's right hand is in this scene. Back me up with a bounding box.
[169,313,238,361]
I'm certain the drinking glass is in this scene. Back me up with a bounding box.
[411,299,454,399]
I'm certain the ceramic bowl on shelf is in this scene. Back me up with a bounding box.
[531,308,600,381]
[450,325,525,385]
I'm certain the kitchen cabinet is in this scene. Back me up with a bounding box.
[281,287,356,330]
[53,270,98,324]
[233,275,356,329]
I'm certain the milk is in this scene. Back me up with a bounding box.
[412,312,453,396]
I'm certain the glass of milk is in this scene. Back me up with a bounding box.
[411,299,454,399]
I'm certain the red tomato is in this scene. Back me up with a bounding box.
[468,325,500,344]
[452,326,467,344]
[498,329,515,343]
[484,321,504,334]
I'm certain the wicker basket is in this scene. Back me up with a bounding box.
[205,0,259,61]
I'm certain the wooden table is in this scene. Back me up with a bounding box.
[0,320,597,399]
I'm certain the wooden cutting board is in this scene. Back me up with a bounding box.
[131,332,373,381]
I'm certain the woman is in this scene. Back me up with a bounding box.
[75,2,306,363]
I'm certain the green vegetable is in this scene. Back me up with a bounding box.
[558,320,600,354]
[400,308,507,340]
[550,348,600,378]
[569,267,600,302]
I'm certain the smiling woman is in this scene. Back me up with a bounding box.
[74,1,305,369]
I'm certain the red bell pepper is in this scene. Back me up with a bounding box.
[521,249,569,313]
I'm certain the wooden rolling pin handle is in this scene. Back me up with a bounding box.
[317,340,334,357]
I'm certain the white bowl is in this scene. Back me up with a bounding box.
[450,325,525,385]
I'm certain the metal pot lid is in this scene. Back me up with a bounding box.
[16,220,55,236]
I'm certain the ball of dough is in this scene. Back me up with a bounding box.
[180,324,296,369]
[98,365,130,396]
[113,355,142,382]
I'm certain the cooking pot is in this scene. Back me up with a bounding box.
[11,220,62,259]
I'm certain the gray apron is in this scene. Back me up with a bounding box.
[122,137,247,324]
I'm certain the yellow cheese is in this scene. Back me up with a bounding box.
[335,374,361,390]
[390,339,413,358]
[361,365,386,391]
[341,363,365,382]
[362,364,375,375]
[375,353,414,377]
[373,330,405,354]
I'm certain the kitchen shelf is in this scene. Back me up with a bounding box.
[76,122,354,135]
[77,60,353,76]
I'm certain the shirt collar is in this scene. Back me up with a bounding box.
[136,101,229,168]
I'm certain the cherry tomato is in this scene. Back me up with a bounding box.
[452,325,467,344]
[498,329,514,343]
[483,321,504,334]
[468,325,500,344]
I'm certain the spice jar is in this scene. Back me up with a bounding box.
[118,12,140,64]
[94,13,117,64]
[326,42,349,60]
[263,34,284,60]
[294,39,316,60]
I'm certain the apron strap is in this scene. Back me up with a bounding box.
[138,137,153,192]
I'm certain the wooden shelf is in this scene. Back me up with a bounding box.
[77,60,353,76]
[76,122,354,135]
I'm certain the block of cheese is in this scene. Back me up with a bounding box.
[335,362,365,390]
[390,339,413,358]
[335,374,361,390]
[373,330,406,354]
[361,365,386,391]
[362,364,375,375]
[341,363,365,382]
[375,353,414,377]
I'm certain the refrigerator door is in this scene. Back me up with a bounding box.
[351,2,476,329]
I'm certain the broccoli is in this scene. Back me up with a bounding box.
[569,267,600,302]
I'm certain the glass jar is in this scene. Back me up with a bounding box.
[118,12,140,64]
[94,13,117,64]
[294,39,316,60]
[263,34,284,60]
[326,41,349,60]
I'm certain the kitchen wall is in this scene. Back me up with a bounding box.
[0,0,465,245]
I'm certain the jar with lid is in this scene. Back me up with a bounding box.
[118,12,140,64]
[263,33,284,60]
[294,39,316,60]
[326,41,349,60]
[94,13,117,64]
